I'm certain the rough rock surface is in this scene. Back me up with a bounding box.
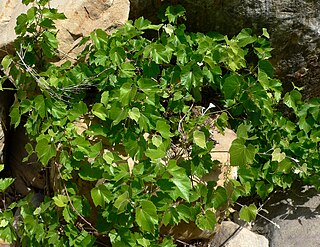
[0,0,130,59]
[130,0,320,98]
[210,221,269,247]
[252,182,320,247]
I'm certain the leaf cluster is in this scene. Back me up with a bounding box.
[0,2,319,246]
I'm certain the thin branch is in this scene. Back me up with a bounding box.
[56,162,98,232]
[178,103,194,134]
[235,202,280,229]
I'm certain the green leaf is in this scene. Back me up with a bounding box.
[256,181,273,200]
[284,90,302,111]
[134,17,162,31]
[92,103,108,120]
[180,64,203,90]
[258,60,273,77]
[34,95,46,118]
[168,161,192,202]
[193,130,207,149]
[272,148,286,163]
[145,148,166,160]
[35,138,56,165]
[195,210,216,231]
[120,83,136,105]
[276,158,293,173]
[128,107,140,123]
[239,204,257,222]
[0,178,15,192]
[103,151,114,164]
[53,195,68,207]
[68,101,88,121]
[90,29,107,49]
[110,47,126,66]
[212,187,228,209]
[0,165,4,173]
[236,28,257,47]
[135,200,158,234]
[101,91,109,106]
[137,78,159,94]
[0,219,9,228]
[22,0,35,4]
[120,63,136,78]
[165,5,186,24]
[91,184,112,207]
[114,191,129,214]
[262,28,270,39]
[152,135,162,148]
[230,138,255,166]
[79,163,103,181]
[223,74,241,99]
[10,107,21,128]
[42,8,66,20]
[1,55,12,70]
[15,13,28,35]
[144,43,172,64]
[156,120,173,139]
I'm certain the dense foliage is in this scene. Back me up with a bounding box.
[0,0,319,246]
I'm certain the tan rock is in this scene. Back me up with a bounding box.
[210,221,269,247]
[0,0,130,59]
[203,126,238,187]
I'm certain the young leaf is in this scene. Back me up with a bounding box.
[1,55,12,70]
[34,95,46,118]
[230,138,255,166]
[92,103,107,120]
[114,191,129,214]
[128,107,140,123]
[276,158,293,174]
[195,210,216,231]
[239,204,257,222]
[0,178,15,192]
[222,74,241,99]
[272,148,286,163]
[35,138,56,165]
[53,195,68,208]
[91,184,112,207]
[193,130,207,149]
[156,120,173,139]
[135,200,158,234]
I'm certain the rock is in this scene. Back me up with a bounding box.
[0,79,14,165]
[252,181,320,247]
[6,124,46,196]
[130,0,320,98]
[0,240,10,247]
[210,221,269,247]
[203,126,238,187]
[0,0,130,59]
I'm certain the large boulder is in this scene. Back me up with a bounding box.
[252,182,320,247]
[210,221,269,247]
[130,0,320,98]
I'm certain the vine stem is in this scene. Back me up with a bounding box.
[235,202,280,229]
[56,162,98,232]
[257,152,304,172]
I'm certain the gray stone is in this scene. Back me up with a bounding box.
[210,221,269,247]
[252,182,320,247]
[130,0,320,98]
